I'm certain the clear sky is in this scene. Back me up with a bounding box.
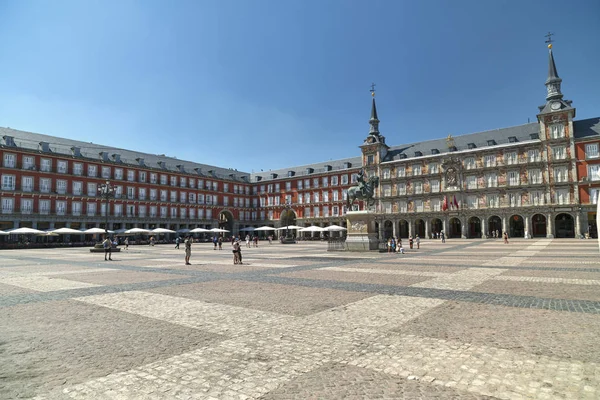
[1,0,599,174]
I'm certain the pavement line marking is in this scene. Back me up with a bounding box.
[493,275,600,285]
[321,266,447,278]
[0,276,100,292]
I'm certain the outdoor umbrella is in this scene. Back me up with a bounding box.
[254,226,277,231]
[7,227,46,235]
[209,228,230,233]
[124,228,151,234]
[0,230,9,235]
[152,228,176,234]
[177,228,190,234]
[40,231,59,237]
[84,227,115,234]
[276,225,302,230]
[324,225,347,231]
[51,227,85,235]
[298,226,326,232]
[190,227,211,233]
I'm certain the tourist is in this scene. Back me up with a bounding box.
[175,236,181,249]
[387,238,392,253]
[102,235,112,261]
[416,235,420,249]
[184,235,192,265]
[232,239,242,264]
[409,235,414,249]
[245,234,251,248]
[213,236,218,250]
[124,237,129,250]
[253,235,258,247]
[218,236,223,250]
[441,231,446,243]
[503,231,509,244]
[149,236,155,246]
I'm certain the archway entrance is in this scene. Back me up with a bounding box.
[398,220,409,238]
[509,215,524,238]
[555,213,575,238]
[383,220,393,239]
[218,210,234,234]
[488,216,501,237]
[415,219,425,238]
[279,208,297,239]
[468,217,481,238]
[448,217,461,238]
[532,214,547,237]
[431,218,443,238]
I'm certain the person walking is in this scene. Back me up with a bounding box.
[441,231,446,243]
[212,236,218,250]
[218,236,223,250]
[232,239,243,264]
[184,235,192,265]
[175,236,180,249]
[124,237,129,250]
[409,235,414,249]
[416,235,420,250]
[149,236,155,246]
[245,234,251,248]
[503,231,509,244]
[102,235,112,261]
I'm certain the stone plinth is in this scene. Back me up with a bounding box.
[345,211,379,251]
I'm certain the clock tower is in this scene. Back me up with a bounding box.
[360,87,389,170]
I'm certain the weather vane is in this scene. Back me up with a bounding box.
[545,32,554,48]
[370,83,376,97]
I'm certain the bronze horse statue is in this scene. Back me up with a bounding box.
[347,176,379,209]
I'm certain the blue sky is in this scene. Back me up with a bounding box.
[1,0,599,173]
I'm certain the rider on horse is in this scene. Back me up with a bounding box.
[357,169,367,197]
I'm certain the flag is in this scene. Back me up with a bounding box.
[453,195,459,209]
[442,196,448,211]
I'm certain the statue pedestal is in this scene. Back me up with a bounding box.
[345,211,379,251]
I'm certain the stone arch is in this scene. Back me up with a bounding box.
[488,216,502,237]
[430,218,443,238]
[468,216,481,238]
[218,210,234,234]
[398,220,409,238]
[509,214,524,238]
[383,220,393,239]
[555,213,575,238]
[532,214,547,237]
[415,219,425,238]
[280,208,297,227]
[448,217,462,239]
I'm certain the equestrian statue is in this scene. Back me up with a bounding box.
[347,169,379,209]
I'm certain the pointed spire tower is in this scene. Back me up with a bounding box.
[361,83,389,167]
[537,36,575,117]
[369,95,380,135]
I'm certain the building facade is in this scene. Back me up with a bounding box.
[1,43,599,241]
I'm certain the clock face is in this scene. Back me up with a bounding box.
[551,102,561,110]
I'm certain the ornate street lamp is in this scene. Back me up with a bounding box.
[281,202,295,243]
[98,180,115,237]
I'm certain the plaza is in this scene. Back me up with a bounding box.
[1,239,599,399]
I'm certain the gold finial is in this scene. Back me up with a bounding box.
[370,82,376,97]
[548,43,552,49]
[545,32,554,49]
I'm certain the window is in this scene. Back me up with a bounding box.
[485,172,497,188]
[556,189,569,205]
[429,163,439,174]
[484,155,496,167]
[412,164,422,176]
[431,198,441,211]
[180,208,187,219]
[139,205,146,217]
[87,202,97,216]
[383,184,392,197]
[590,189,599,205]
[41,158,52,172]
[415,200,424,212]
[22,177,34,192]
[160,206,167,218]
[382,169,391,179]
[397,183,406,195]
[3,153,16,168]
[71,202,82,216]
[170,191,177,202]
[188,208,194,219]
[313,206,320,217]
[313,192,320,203]
[180,192,187,203]
[414,181,423,194]
[396,166,406,177]
[73,163,83,176]
[189,193,196,203]
[528,169,542,184]
[114,186,123,199]
[150,206,157,217]
[114,168,123,180]
[39,199,50,215]
[101,166,111,179]
[139,171,147,183]
[367,154,374,165]
[554,166,568,183]
[430,180,440,193]
[181,177,187,187]
[322,177,328,187]
[322,191,328,202]
[313,178,319,188]
[87,164,97,177]
[150,173,157,184]
[528,149,540,162]
[22,156,35,170]
[398,200,407,213]
[285,181,291,191]
[332,206,339,216]
[150,189,157,201]
[509,193,521,207]
[2,197,14,213]
[552,146,566,160]
[466,175,477,189]
[549,124,565,139]
[508,171,520,186]
[212,181,218,191]
[70,181,81,196]
[505,151,518,165]
[585,143,599,159]
[530,191,544,205]
[304,178,311,188]
[40,178,51,193]
[139,188,146,200]
[114,204,123,217]
[87,183,97,197]
[341,174,349,184]
[126,205,135,217]
[198,194,205,204]
[56,180,67,194]
[2,174,16,190]
[467,195,478,209]
[56,200,66,215]
[127,170,135,182]
[587,164,600,181]
[160,174,168,185]
[331,176,339,186]
[128,187,136,200]
[486,194,499,208]
[21,198,33,214]
[464,157,476,170]
[297,180,303,190]
[168,176,176,186]
[57,160,68,174]
[332,190,339,201]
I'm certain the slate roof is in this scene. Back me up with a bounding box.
[573,118,600,140]
[0,127,251,182]
[383,122,541,162]
[251,156,363,183]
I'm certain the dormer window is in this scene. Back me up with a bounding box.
[270,173,278,179]
[99,151,109,161]
[324,165,332,171]
[530,133,539,140]
[399,154,407,159]
[136,157,145,166]
[431,149,439,155]
[287,170,295,177]
[112,154,122,163]
[306,167,314,174]
[414,151,422,157]
[449,146,457,152]
[255,176,262,182]
[467,143,477,149]
[39,142,51,152]
[487,140,496,146]
[71,146,81,157]
[343,162,352,169]
[508,136,518,143]
[3,135,16,147]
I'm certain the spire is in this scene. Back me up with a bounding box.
[369,83,380,135]
[545,43,563,101]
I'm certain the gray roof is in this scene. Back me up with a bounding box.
[573,118,600,140]
[0,126,252,182]
[251,156,362,182]
[383,122,541,162]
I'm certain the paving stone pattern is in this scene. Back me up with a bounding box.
[0,238,599,399]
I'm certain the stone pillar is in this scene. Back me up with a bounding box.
[378,222,384,240]
[392,220,397,238]
[461,218,467,239]
[408,220,413,238]
[425,220,430,239]
[547,213,554,238]
[502,216,507,235]
[481,218,487,239]
[575,213,582,238]
[442,218,447,235]
[524,216,530,239]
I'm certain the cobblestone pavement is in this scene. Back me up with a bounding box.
[0,238,599,399]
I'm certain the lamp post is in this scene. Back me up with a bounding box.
[281,202,295,243]
[98,180,115,238]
